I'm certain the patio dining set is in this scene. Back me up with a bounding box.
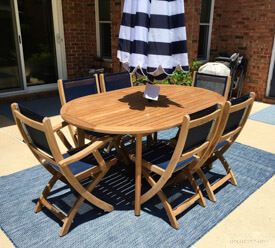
[11,71,255,236]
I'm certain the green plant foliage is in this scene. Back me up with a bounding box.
[133,59,204,86]
[27,44,53,67]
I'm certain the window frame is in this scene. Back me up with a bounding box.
[95,0,112,60]
[198,0,215,61]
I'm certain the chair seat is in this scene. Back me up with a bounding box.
[50,147,116,175]
[142,142,196,172]
[215,140,229,151]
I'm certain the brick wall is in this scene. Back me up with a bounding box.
[62,0,97,78]
[211,0,275,100]
[62,0,275,100]
[111,0,123,72]
[184,0,201,62]
[62,0,201,76]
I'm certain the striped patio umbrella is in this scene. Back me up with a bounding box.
[117,0,189,81]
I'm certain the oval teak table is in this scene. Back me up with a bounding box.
[61,85,226,216]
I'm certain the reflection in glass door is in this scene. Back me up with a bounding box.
[0,0,22,91]
[18,0,58,86]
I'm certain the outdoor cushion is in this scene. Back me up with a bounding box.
[50,147,116,175]
[142,142,196,171]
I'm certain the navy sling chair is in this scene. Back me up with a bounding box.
[193,72,232,99]
[99,71,133,93]
[130,104,224,229]
[196,92,255,202]
[11,103,118,236]
[58,76,112,146]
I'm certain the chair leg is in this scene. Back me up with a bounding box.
[157,189,179,229]
[153,132,158,143]
[114,136,132,166]
[77,128,85,147]
[34,174,60,213]
[146,133,158,147]
[146,134,153,147]
[143,170,179,229]
[60,169,113,236]
[197,152,237,204]
[60,195,84,237]
[206,162,213,170]
[186,172,206,207]
[217,153,237,186]
[196,168,216,202]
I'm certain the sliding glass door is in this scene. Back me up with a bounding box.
[0,0,23,91]
[18,0,58,86]
[0,0,66,94]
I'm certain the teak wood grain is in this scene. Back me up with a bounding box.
[61,85,225,135]
[61,85,226,216]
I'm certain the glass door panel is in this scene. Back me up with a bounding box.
[18,0,58,86]
[0,0,22,91]
[269,57,275,97]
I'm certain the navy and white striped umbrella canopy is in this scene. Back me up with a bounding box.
[117,0,189,81]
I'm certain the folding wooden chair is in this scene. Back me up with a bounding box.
[193,72,232,99]
[11,103,118,236]
[99,71,133,93]
[130,104,224,229]
[197,93,255,202]
[58,76,110,146]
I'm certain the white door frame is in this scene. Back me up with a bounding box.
[266,34,275,97]
[0,0,67,97]
[52,0,67,80]
[13,0,27,91]
[207,0,215,61]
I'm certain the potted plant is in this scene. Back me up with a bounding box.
[134,60,204,100]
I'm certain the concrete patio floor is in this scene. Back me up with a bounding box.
[0,101,274,248]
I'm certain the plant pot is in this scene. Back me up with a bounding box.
[143,83,160,101]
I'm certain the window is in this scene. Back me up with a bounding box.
[96,0,112,59]
[197,0,215,60]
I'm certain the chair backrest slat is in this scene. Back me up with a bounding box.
[193,72,231,99]
[100,72,132,92]
[58,76,100,105]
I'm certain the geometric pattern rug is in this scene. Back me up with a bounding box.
[0,142,274,248]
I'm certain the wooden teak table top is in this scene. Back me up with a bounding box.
[61,85,225,134]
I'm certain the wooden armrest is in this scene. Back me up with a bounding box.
[52,121,68,132]
[59,137,113,167]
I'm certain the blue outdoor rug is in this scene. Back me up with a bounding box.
[0,142,274,248]
[250,105,275,125]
